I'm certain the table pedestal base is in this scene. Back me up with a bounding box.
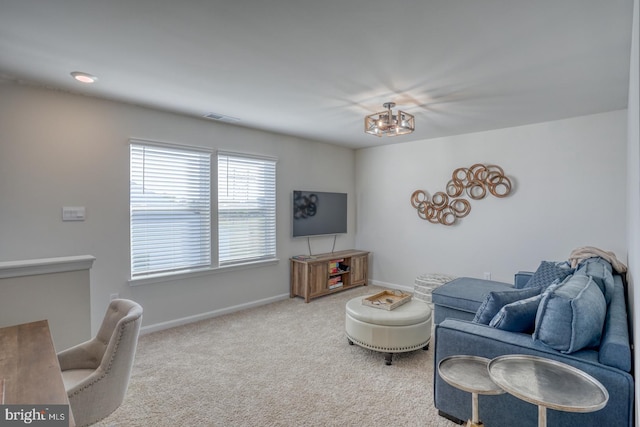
[538,405,546,427]
[465,392,484,427]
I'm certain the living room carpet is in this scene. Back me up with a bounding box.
[94,285,458,426]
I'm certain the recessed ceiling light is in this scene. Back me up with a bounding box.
[70,71,98,84]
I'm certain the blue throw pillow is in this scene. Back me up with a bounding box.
[489,293,544,333]
[473,286,542,325]
[574,257,614,305]
[522,261,573,290]
[533,275,606,353]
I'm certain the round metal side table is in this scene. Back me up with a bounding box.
[488,354,609,427]
[438,355,505,427]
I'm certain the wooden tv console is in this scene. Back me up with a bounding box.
[290,249,369,302]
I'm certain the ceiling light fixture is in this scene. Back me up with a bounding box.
[70,71,98,84]
[364,102,415,137]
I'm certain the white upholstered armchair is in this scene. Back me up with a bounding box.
[57,299,143,427]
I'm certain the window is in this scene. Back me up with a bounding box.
[130,141,277,281]
[130,140,212,278]
[218,153,277,266]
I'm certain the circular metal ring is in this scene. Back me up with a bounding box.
[410,190,428,209]
[438,207,457,226]
[488,176,512,198]
[486,164,505,176]
[470,164,488,182]
[449,198,471,218]
[431,191,449,209]
[469,163,485,173]
[416,201,429,220]
[466,180,487,200]
[452,168,470,185]
[424,203,440,223]
[446,179,464,197]
[485,170,503,185]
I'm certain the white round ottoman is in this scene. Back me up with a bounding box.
[345,295,432,365]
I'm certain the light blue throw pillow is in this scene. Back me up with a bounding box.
[489,293,544,333]
[473,286,542,325]
[574,257,614,305]
[533,275,606,353]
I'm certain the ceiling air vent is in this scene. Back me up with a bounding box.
[203,112,240,123]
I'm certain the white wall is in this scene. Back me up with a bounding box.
[356,110,628,288]
[0,83,357,334]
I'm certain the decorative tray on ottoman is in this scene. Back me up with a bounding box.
[362,290,412,310]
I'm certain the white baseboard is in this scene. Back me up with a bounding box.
[140,293,291,335]
[368,279,414,294]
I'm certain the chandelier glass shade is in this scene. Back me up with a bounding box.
[364,102,415,137]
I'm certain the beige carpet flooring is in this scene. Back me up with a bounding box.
[94,285,459,427]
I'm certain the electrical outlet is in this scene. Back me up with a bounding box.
[483,272,491,280]
[110,293,119,301]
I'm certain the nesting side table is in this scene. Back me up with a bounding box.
[437,355,505,427]
[488,355,609,427]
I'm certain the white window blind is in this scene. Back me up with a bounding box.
[218,153,276,266]
[130,141,212,278]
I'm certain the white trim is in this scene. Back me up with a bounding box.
[129,137,214,153]
[139,292,290,335]
[0,255,96,279]
[217,150,278,163]
[129,258,280,286]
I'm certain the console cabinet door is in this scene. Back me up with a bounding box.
[350,255,368,285]
[308,262,328,297]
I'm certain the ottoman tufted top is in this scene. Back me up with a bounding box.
[346,296,432,326]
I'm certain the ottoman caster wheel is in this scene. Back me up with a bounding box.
[348,338,354,345]
[385,353,393,366]
[423,343,430,351]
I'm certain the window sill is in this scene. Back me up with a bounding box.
[128,258,280,287]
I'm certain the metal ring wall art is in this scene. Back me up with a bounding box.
[411,163,512,226]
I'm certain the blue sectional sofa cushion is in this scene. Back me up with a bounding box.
[574,257,614,304]
[533,275,606,353]
[488,293,544,332]
[473,286,542,325]
[431,277,513,316]
[519,260,573,290]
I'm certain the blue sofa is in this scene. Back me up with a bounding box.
[432,259,634,427]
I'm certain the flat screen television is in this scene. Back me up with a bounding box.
[293,190,347,237]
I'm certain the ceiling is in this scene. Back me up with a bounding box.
[0,1,634,149]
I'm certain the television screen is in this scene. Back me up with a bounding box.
[293,190,347,237]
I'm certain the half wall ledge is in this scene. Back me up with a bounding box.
[0,255,96,279]
[0,254,95,350]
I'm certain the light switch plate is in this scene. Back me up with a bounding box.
[62,206,86,221]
